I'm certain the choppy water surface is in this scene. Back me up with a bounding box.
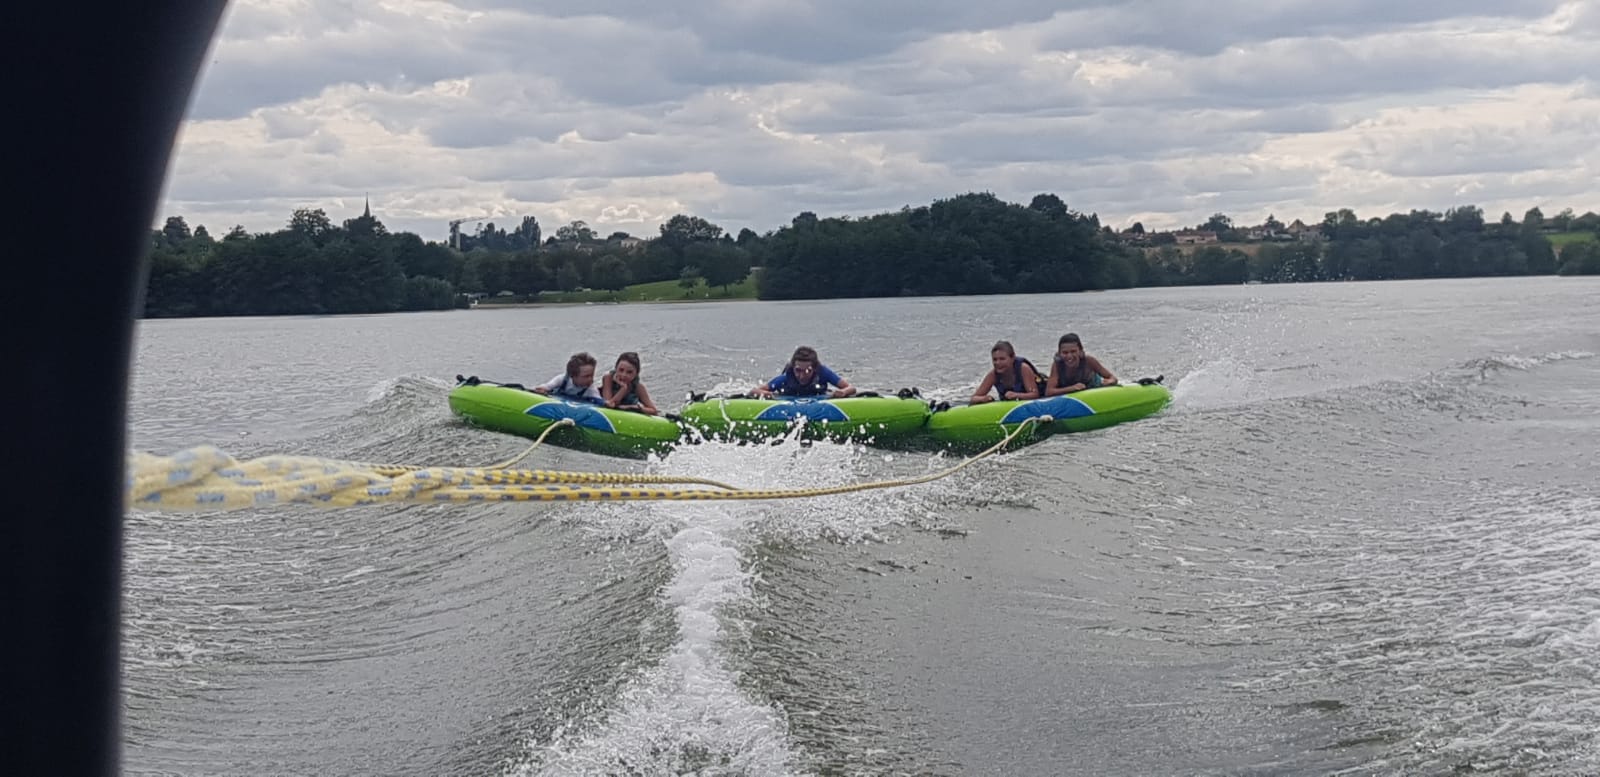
[125,277,1600,775]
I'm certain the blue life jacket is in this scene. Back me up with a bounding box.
[777,369,826,397]
[772,363,838,397]
[994,357,1043,398]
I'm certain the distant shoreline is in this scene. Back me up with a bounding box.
[474,295,759,308]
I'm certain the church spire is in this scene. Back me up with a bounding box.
[363,194,371,219]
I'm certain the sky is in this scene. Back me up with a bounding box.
[158,0,1600,242]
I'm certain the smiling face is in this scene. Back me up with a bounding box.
[612,359,638,384]
[990,349,1014,374]
[1057,341,1084,365]
[571,363,596,387]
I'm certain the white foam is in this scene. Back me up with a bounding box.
[1169,358,1270,411]
[508,436,962,774]
[364,376,405,404]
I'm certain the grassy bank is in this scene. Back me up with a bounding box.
[480,274,760,306]
[1548,231,1597,248]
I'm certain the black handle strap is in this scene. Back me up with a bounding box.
[456,375,528,391]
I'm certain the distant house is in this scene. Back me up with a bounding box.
[1245,223,1293,241]
[609,236,647,252]
[1174,230,1219,244]
[549,239,600,254]
[1286,219,1325,242]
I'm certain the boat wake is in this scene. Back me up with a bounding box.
[505,435,970,776]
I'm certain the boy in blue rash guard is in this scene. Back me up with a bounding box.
[751,345,857,399]
[532,352,603,403]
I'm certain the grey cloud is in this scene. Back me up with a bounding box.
[1340,121,1599,179]
[163,0,1600,238]
[422,114,559,148]
[1183,35,1598,106]
[916,107,1317,169]
[189,33,478,119]
[260,109,318,140]
[455,0,1108,63]
[501,180,570,202]
[1227,105,1340,134]
[1038,0,1567,56]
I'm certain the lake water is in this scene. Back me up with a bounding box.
[124,277,1600,775]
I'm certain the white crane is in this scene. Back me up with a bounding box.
[447,214,496,250]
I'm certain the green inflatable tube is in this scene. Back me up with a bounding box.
[448,379,684,458]
[924,381,1172,450]
[678,394,932,444]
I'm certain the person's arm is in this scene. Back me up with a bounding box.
[1044,363,1066,396]
[751,374,781,398]
[600,374,620,406]
[823,366,855,398]
[1088,356,1118,386]
[970,371,996,404]
[531,373,562,395]
[633,382,659,415]
[1007,362,1041,400]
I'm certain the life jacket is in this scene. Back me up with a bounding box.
[555,375,600,403]
[775,364,830,397]
[1052,357,1101,390]
[605,372,641,405]
[993,357,1045,399]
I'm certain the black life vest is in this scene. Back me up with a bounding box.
[605,372,641,405]
[1052,357,1099,390]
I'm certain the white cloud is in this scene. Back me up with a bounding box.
[160,0,1600,239]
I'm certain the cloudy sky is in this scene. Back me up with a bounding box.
[158,0,1600,241]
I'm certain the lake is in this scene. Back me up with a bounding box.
[125,276,1600,775]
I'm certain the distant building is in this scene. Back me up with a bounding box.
[550,240,600,254]
[1286,219,1326,242]
[1173,230,1219,244]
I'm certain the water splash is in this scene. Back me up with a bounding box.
[508,435,966,775]
[1459,350,1596,381]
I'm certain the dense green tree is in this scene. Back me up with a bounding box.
[161,216,191,245]
[555,220,595,243]
[591,255,631,292]
[690,242,751,291]
[515,216,542,248]
[555,261,582,292]
[1557,241,1600,275]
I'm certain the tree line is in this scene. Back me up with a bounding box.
[142,196,1599,317]
[142,210,757,317]
[1156,206,1600,285]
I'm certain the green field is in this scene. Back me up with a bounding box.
[482,274,760,305]
[1548,231,1597,248]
